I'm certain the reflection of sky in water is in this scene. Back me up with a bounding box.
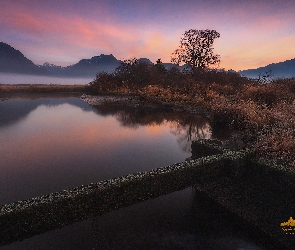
[0,97,196,204]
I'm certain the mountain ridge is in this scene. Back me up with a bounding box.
[1,42,294,78]
[0,42,123,77]
[239,58,295,78]
[0,42,44,75]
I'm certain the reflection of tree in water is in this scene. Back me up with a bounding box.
[93,104,211,152]
[115,108,168,129]
[115,110,140,129]
[169,116,211,152]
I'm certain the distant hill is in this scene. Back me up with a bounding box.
[63,54,121,76]
[240,58,295,79]
[0,42,44,74]
[138,58,153,64]
[39,54,122,77]
[0,42,122,77]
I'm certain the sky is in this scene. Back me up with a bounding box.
[1,0,295,71]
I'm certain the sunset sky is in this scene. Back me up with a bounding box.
[1,0,295,71]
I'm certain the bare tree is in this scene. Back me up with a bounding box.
[171,29,220,70]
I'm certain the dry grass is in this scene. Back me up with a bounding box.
[0,84,89,94]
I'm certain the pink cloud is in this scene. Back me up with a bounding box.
[0,2,145,64]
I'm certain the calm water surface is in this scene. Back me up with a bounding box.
[0,96,263,249]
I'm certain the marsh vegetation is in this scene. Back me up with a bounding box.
[89,59,295,168]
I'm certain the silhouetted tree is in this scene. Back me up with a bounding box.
[171,29,220,70]
[114,58,154,88]
[115,58,138,80]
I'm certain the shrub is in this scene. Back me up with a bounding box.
[89,72,117,94]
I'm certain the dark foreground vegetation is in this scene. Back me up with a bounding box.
[89,59,295,168]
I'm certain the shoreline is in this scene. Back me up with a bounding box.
[0,84,90,94]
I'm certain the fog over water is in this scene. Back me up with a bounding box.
[0,73,93,85]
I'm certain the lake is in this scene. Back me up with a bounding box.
[0,95,263,249]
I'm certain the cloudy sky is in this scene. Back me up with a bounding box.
[1,0,295,70]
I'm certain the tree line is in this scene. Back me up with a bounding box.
[88,29,246,94]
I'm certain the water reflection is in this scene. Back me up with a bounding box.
[0,96,92,127]
[170,117,211,152]
[1,96,212,205]
[1,97,213,153]
[91,104,212,153]
[0,96,218,205]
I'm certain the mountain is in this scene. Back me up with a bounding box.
[0,42,122,77]
[240,58,295,79]
[63,54,121,76]
[0,42,44,74]
[138,58,153,64]
[39,62,63,75]
[7,42,295,79]
[38,55,121,77]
